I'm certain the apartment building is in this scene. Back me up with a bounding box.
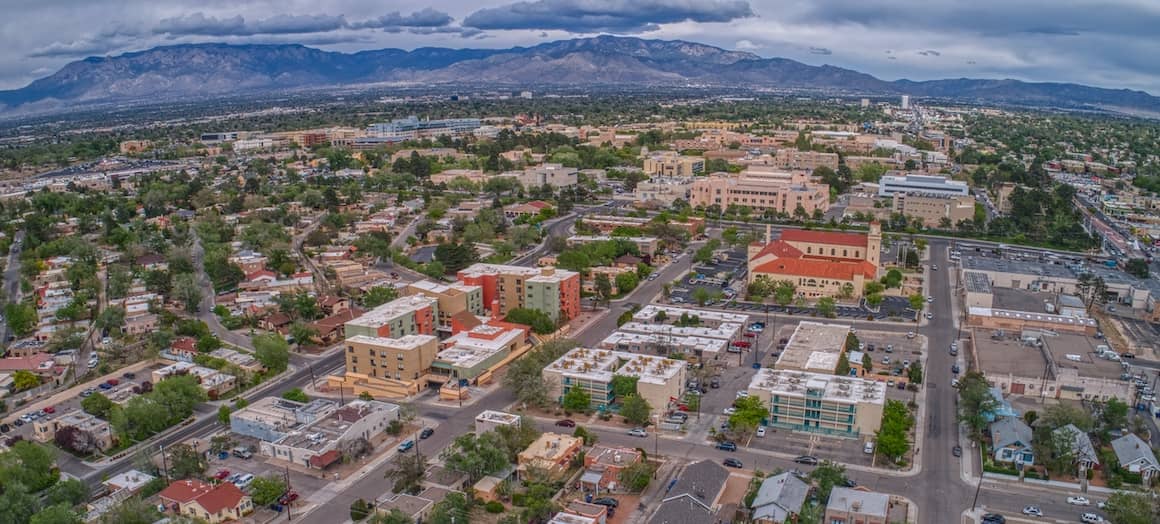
[877,173,969,197]
[747,224,882,299]
[607,321,745,361]
[688,171,829,216]
[336,334,440,397]
[771,149,840,171]
[892,192,975,227]
[32,410,115,451]
[343,295,438,338]
[746,368,887,438]
[404,280,484,332]
[542,347,687,415]
[457,264,580,323]
[566,235,660,258]
[643,153,704,177]
[432,323,528,383]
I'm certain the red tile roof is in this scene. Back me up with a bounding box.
[779,229,868,248]
[158,479,212,504]
[190,482,248,515]
[0,353,54,372]
[171,336,197,354]
[752,241,803,260]
[245,270,277,281]
[752,258,876,281]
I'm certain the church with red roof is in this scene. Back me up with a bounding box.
[747,223,882,299]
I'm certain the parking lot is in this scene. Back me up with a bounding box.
[668,247,748,306]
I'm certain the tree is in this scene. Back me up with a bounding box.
[1076,273,1109,311]
[862,352,873,373]
[875,400,913,462]
[692,287,712,306]
[371,509,415,524]
[816,297,836,318]
[1102,491,1160,524]
[620,395,652,426]
[173,273,202,313]
[1125,258,1150,279]
[166,443,207,480]
[594,273,612,303]
[95,306,126,332]
[441,432,510,483]
[385,451,429,495]
[562,387,591,413]
[728,396,768,434]
[614,271,639,295]
[809,461,848,503]
[46,477,89,507]
[12,370,40,391]
[618,461,655,492]
[1101,397,1129,431]
[907,361,923,384]
[217,405,232,425]
[55,425,100,455]
[957,371,997,440]
[282,388,309,402]
[882,269,903,288]
[249,475,288,506]
[0,441,59,492]
[98,496,161,524]
[838,283,855,300]
[610,375,639,397]
[904,249,920,268]
[835,352,851,376]
[0,483,40,524]
[908,293,925,311]
[773,280,796,307]
[289,322,318,347]
[31,503,83,524]
[4,302,38,336]
[504,307,556,334]
[362,286,399,308]
[865,293,884,307]
[252,333,290,372]
[350,499,373,521]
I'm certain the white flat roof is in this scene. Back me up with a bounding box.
[567,235,658,243]
[633,304,750,325]
[434,326,523,368]
[545,347,685,385]
[777,321,849,371]
[617,321,741,341]
[969,307,1098,327]
[600,331,727,354]
[459,263,578,282]
[408,279,479,295]
[347,334,438,351]
[347,295,437,328]
[476,410,521,425]
[748,369,886,405]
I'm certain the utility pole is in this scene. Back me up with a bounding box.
[284,465,293,520]
[159,444,169,484]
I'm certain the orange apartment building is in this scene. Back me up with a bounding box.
[456,264,580,323]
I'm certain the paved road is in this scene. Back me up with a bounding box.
[292,219,331,296]
[191,235,254,351]
[1,230,24,346]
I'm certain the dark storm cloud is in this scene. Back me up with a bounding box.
[28,40,118,58]
[917,50,940,56]
[349,8,456,30]
[808,47,832,55]
[463,0,755,33]
[155,13,348,36]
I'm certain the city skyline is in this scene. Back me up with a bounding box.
[2,0,1159,94]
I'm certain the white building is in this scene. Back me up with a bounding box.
[877,174,969,197]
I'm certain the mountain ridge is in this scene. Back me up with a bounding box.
[2,36,1157,114]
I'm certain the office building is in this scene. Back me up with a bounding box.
[775,321,851,373]
[747,224,882,299]
[366,116,481,141]
[32,410,115,451]
[404,280,484,332]
[332,334,440,398]
[542,347,687,415]
[633,176,694,206]
[892,192,975,227]
[689,171,829,216]
[344,295,438,338]
[230,397,338,442]
[457,264,580,323]
[877,174,968,197]
[643,153,704,177]
[747,368,886,438]
[771,149,839,171]
[501,163,579,188]
[900,95,910,109]
[632,305,750,328]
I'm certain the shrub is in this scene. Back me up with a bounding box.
[485,501,505,513]
[511,493,527,506]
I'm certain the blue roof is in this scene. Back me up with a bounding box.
[984,386,1019,422]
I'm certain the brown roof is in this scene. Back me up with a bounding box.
[308,449,341,468]
[780,229,868,248]
[158,479,212,504]
[191,482,248,515]
[264,312,292,326]
[312,308,365,329]
[319,295,346,307]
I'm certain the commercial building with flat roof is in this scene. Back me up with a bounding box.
[877,174,968,197]
[598,331,728,361]
[643,153,704,177]
[344,295,438,339]
[825,487,891,524]
[581,214,704,237]
[632,304,750,328]
[501,163,578,188]
[457,264,580,323]
[972,329,1131,402]
[633,176,694,206]
[230,397,338,442]
[517,432,583,480]
[542,347,687,415]
[475,410,521,433]
[688,171,830,217]
[260,400,399,469]
[433,324,528,382]
[404,280,484,332]
[566,235,660,258]
[775,321,851,373]
[747,369,886,438]
[892,191,975,227]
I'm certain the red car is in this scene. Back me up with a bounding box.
[555,419,576,427]
[214,470,230,480]
[279,491,299,504]
[106,379,120,386]
[42,406,55,414]
[743,332,756,338]
[731,341,751,348]
[676,404,690,412]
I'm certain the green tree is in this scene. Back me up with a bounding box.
[46,478,89,507]
[385,451,429,495]
[217,405,232,425]
[692,287,712,306]
[350,499,373,521]
[882,269,903,288]
[728,396,768,433]
[1102,491,1160,524]
[1101,397,1129,431]
[0,484,40,524]
[808,461,848,503]
[98,496,161,524]
[282,388,309,402]
[31,503,82,524]
[371,509,415,524]
[362,286,399,308]
[594,273,612,302]
[908,293,925,311]
[865,293,884,307]
[289,321,318,347]
[252,333,290,372]
[95,306,126,332]
[835,352,851,376]
[441,432,511,483]
[12,370,41,391]
[958,371,997,440]
[610,375,639,397]
[875,400,913,462]
[166,443,207,480]
[773,280,796,307]
[620,395,652,426]
[614,271,639,294]
[4,302,38,336]
[907,361,923,384]
[503,308,556,334]
[618,461,655,492]
[562,387,591,413]
[1124,258,1150,279]
[0,441,60,492]
[904,249,920,268]
[249,475,288,506]
[816,297,836,318]
[173,273,202,313]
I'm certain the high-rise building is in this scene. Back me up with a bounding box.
[900,95,910,109]
[456,264,580,323]
[860,98,870,108]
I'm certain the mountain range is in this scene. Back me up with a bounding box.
[2,35,1158,115]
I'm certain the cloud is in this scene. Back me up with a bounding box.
[464,0,755,33]
[28,39,118,58]
[917,49,940,56]
[734,39,759,50]
[808,46,832,55]
[349,8,455,30]
[155,13,347,36]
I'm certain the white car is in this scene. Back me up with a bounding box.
[723,408,737,415]
[628,428,648,437]
[756,426,766,437]
[1067,496,1091,506]
[1080,513,1104,523]
[1022,506,1042,516]
[736,391,749,399]
[926,296,934,303]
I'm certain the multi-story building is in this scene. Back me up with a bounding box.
[230,397,337,442]
[404,280,484,332]
[633,176,694,206]
[501,163,579,188]
[343,295,438,338]
[747,224,882,299]
[335,334,440,397]
[606,321,745,362]
[542,347,687,415]
[432,323,528,383]
[688,171,829,216]
[457,264,580,323]
[771,149,839,171]
[32,410,115,451]
[877,173,969,197]
[892,192,975,227]
[256,400,400,469]
[772,321,851,374]
[643,153,704,177]
[366,116,481,141]
[581,214,704,237]
[566,235,660,258]
[746,368,886,438]
[631,305,750,328]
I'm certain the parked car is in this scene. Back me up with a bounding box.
[723,407,737,415]
[953,445,962,457]
[793,455,819,465]
[628,428,648,437]
[1021,506,1042,516]
[555,419,576,427]
[592,497,619,508]
[122,372,136,380]
[397,440,415,453]
[863,441,874,454]
[419,428,434,439]
[1080,513,1104,523]
[214,470,231,480]
[106,379,119,386]
[98,383,113,390]
[906,331,916,339]
[42,406,55,414]
[710,377,721,389]
[756,426,766,437]
[1067,496,1091,506]
[716,441,738,452]
[723,458,743,468]
[735,391,749,399]
[951,364,961,374]
[981,514,1006,524]
[232,447,253,459]
[279,491,299,504]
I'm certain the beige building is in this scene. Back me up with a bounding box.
[972,330,1131,402]
[566,235,660,258]
[747,369,886,438]
[404,280,484,331]
[892,192,975,227]
[771,149,840,171]
[330,334,440,398]
[825,487,891,524]
[643,153,704,177]
[633,176,694,206]
[542,347,687,416]
[32,410,115,451]
[774,321,851,374]
[689,171,829,216]
[475,410,521,434]
[517,433,583,480]
[747,224,882,299]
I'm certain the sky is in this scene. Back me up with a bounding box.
[2,0,1159,94]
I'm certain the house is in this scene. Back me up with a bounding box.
[103,470,156,495]
[259,312,292,334]
[581,445,642,490]
[375,492,434,523]
[319,296,351,316]
[1054,424,1099,473]
[990,417,1035,465]
[308,307,365,345]
[136,254,168,271]
[825,487,891,524]
[32,410,116,451]
[169,337,199,361]
[517,433,583,480]
[158,479,253,524]
[1111,433,1160,482]
[647,460,729,524]
[503,200,553,219]
[751,472,810,523]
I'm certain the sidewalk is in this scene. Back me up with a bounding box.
[1,358,159,425]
